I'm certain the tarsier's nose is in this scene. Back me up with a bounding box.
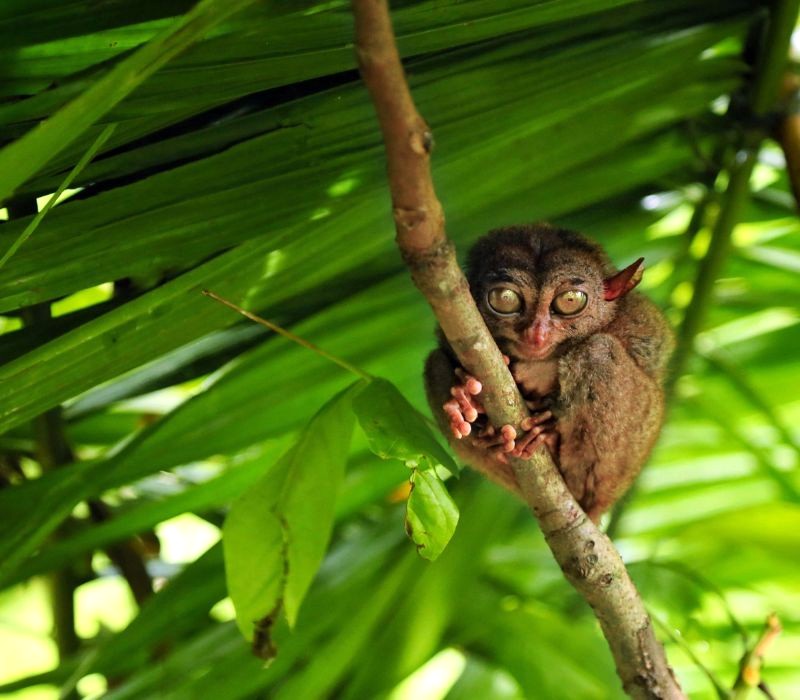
[524,320,550,348]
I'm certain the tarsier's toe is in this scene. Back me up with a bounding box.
[511,410,558,459]
[520,410,553,431]
[468,423,515,463]
[499,424,517,453]
[514,429,559,459]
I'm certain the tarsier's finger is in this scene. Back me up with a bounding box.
[443,400,471,439]
[454,368,483,396]
[450,386,480,422]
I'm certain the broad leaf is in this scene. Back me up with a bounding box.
[354,377,460,559]
[223,381,362,655]
[0,0,263,202]
[353,377,458,474]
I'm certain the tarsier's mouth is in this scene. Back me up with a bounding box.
[511,340,555,361]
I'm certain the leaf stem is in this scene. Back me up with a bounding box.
[202,289,371,380]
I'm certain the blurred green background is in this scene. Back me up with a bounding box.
[0,1,798,698]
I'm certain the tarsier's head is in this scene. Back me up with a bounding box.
[466,223,643,361]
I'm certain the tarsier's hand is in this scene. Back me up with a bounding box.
[443,360,558,464]
[442,366,485,439]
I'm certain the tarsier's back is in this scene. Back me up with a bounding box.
[425,223,674,521]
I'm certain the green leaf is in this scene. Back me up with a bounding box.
[405,468,459,562]
[223,381,362,655]
[0,123,115,270]
[90,543,228,679]
[1,443,280,590]
[0,0,263,202]
[351,378,461,560]
[353,377,458,474]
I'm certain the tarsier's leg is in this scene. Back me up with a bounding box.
[557,333,664,521]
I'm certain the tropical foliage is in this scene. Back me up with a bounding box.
[0,1,798,698]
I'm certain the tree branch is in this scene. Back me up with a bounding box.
[731,614,782,699]
[352,1,683,697]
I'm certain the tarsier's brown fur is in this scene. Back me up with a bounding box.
[425,224,674,521]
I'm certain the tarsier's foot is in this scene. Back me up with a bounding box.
[472,423,517,463]
[510,409,559,460]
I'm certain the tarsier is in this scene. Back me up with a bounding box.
[425,224,674,521]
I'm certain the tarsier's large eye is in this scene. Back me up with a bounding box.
[552,290,588,316]
[487,287,522,314]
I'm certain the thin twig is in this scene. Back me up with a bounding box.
[202,289,370,379]
[351,1,684,697]
[651,614,729,700]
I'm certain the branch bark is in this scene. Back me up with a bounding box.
[352,2,683,697]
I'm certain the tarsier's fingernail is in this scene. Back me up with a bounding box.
[467,378,482,394]
[501,425,516,440]
[521,417,533,431]
[461,422,471,436]
[466,408,478,422]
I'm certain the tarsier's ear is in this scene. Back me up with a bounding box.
[603,257,644,301]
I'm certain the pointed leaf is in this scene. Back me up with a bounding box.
[223,381,363,656]
[0,0,262,202]
[405,468,459,561]
[353,377,458,474]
